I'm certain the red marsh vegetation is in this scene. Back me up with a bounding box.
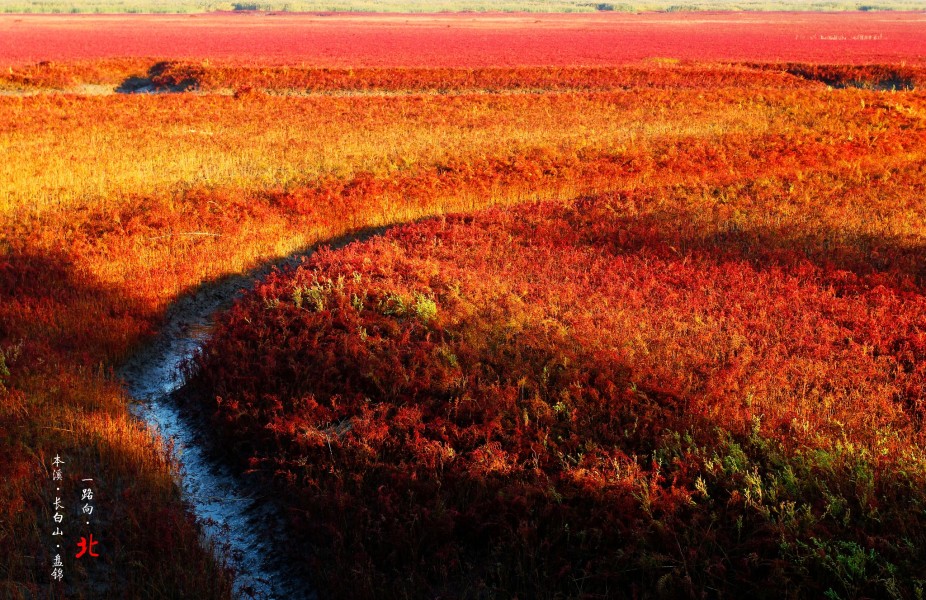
[1,12,925,67]
[190,162,926,597]
[1,12,926,599]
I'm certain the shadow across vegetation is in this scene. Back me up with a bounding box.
[0,244,234,599]
[116,61,202,94]
[748,62,920,90]
[187,171,926,598]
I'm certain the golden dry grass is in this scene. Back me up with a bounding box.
[1,62,925,597]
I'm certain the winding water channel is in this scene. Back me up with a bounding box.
[117,229,383,599]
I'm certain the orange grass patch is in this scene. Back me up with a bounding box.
[0,62,924,597]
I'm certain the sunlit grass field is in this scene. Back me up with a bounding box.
[2,11,926,598]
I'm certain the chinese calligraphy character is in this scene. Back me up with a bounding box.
[82,504,93,516]
[50,453,67,582]
[75,534,99,559]
[80,488,93,501]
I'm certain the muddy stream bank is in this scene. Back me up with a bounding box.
[117,228,385,599]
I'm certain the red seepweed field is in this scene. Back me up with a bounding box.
[2,9,926,600]
[1,11,926,67]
